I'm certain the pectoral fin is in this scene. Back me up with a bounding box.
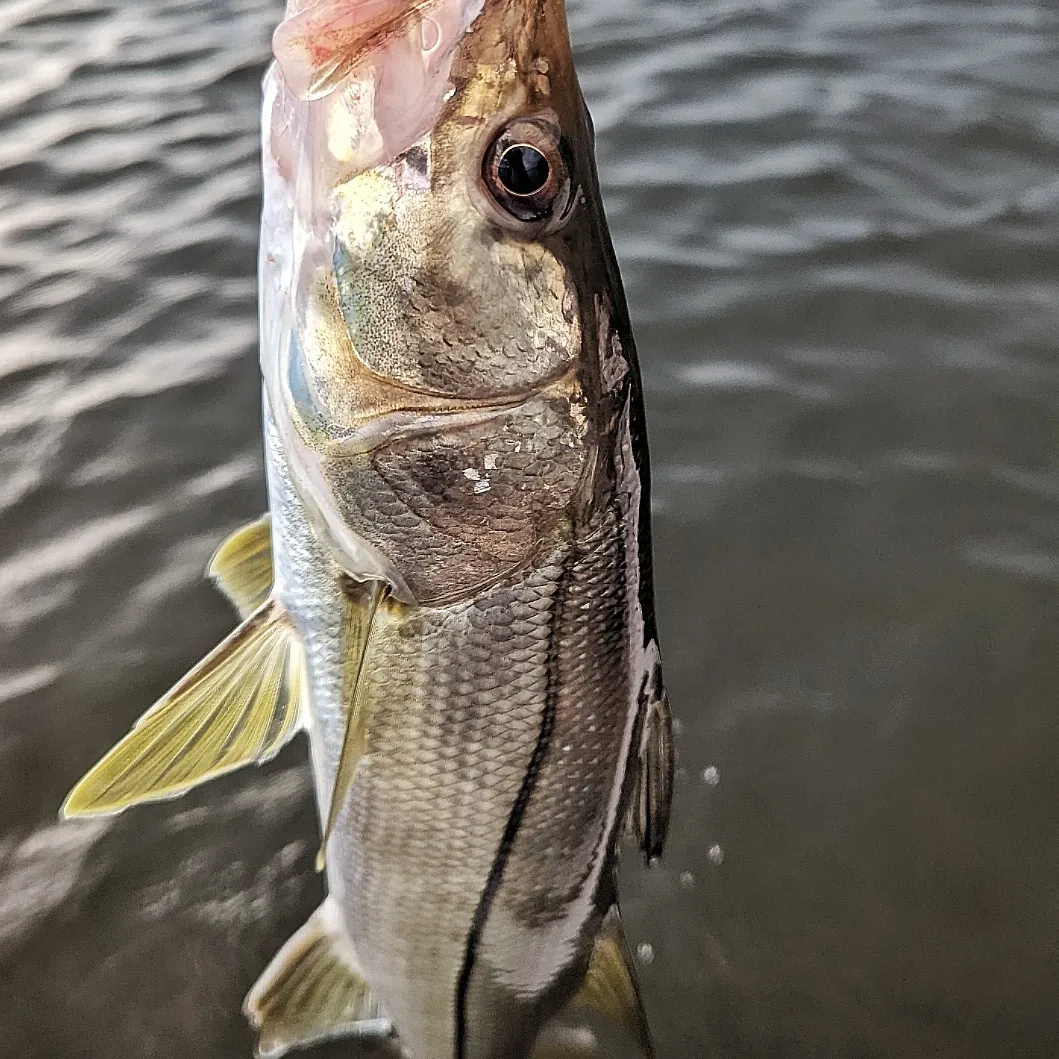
[244,898,388,1059]
[633,686,674,864]
[208,514,274,619]
[573,906,655,1059]
[61,598,304,819]
[316,579,384,870]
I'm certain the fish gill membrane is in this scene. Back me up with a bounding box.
[61,2,673,1058]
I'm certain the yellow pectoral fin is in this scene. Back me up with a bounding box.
[208,514,274,619]
[61,598,304,819]
[244,897,387,1059]
[573,906,655,1059]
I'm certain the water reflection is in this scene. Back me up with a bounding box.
[2,0,1058,1056]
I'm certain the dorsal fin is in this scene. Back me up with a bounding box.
[573,906,655,1059]
[61,598,304,818]
[208,514,274,619]
[244,898,389,1058]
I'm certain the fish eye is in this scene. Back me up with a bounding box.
[481,117,572,229]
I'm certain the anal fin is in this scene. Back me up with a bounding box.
[244,898,388,1059]
[61,597,304,818]
[208,514,274,619]
[573,906,655,1059]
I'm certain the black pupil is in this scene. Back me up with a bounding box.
[497,145,550,197]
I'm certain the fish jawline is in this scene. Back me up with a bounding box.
[312,400,530,458]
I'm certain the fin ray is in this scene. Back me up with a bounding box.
[573,906,655,1059]
[634,688,674,863]
[316,580,384,870]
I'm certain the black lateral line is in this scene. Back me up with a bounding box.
[454,572,565,1059]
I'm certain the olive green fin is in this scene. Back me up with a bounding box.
[208,514,274,619]
[316,580,384,871]
[633,687,674,864]
[573,907,655,1059]
[244,898,388,1059]
[61,598,304,819]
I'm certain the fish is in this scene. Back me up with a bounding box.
[60,1,675,1058]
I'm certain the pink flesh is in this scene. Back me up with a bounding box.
[274,0,448,100]
[267,0,481,178]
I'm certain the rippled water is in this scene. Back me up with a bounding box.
[2,0,1058,1056]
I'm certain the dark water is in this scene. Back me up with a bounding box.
[2,0,1058,1056]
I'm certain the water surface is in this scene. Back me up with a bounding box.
[2,1,1058,1056]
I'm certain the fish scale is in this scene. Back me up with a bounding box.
[270,402,576,1058]
[273,393,642,1059]
[334,565,560,1059]
[265,409,350,815]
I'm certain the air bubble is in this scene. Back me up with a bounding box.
[708,843,724,865]
[636,942,655,965]
[702,765,720,787]
[679,871,695,890]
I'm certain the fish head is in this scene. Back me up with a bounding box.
[262,0,636,599]
[319,0,609,404]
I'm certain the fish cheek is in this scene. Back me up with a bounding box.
[332,190,580,400]
[321,395,587,602]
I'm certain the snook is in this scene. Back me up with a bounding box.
[62,2,674,1059]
